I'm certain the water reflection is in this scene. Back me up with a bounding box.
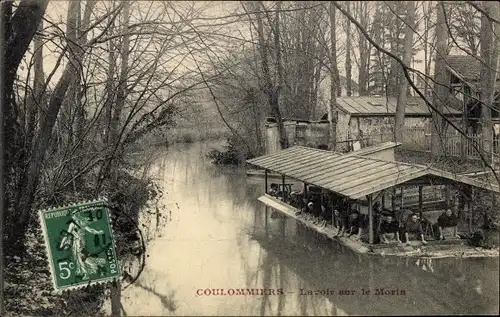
[117,142,499,316]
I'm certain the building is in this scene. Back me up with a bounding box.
[332,96,462,141]
[265,96,462,155]
[445,55,500,134]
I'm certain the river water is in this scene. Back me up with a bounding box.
[118,141,499,316]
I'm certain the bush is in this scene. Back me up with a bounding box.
[207,134,256,165]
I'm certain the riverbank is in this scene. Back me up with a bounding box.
[3,166,166,316]
[166,126,228,144]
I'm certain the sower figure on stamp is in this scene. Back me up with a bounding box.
[59,211,106,280]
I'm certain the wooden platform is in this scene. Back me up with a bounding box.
[258,195,370,253]
[258,194,499,258]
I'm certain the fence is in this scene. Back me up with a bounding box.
[348,128,500,161]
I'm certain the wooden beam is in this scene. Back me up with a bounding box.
[368,194,374,245]
[265,170,268,194]
[303,183,308,210]
[400,187,404,208]
[392,187,396,212]
[381,191,386,209]
[445,185,451,209]
[282,174,286,199]
[419,185,423,219]
[469,186,474,234]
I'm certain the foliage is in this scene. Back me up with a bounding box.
[207,134,256,165]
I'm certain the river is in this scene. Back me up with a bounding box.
[116,141,499,316]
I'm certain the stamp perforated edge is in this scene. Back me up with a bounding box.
[38,197,121,294]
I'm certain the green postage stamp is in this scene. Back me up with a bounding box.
[39,199,120,292]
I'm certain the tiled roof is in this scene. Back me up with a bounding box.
[246,146,499,199]
[336,96,462,116]
[445,55,481,82]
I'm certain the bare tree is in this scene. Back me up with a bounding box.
[354,1,371,95]
[345,1,352,97]
[431,2,448,157]
[479,1,500,163]
[395,1,416,143]
[328,2,338,151]
[246,1,287,149]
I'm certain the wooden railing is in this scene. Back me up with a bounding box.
[340,128,500,162]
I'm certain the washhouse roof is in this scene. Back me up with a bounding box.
[246,146,499,200]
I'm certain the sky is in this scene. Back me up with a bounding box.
[20,1,436,93]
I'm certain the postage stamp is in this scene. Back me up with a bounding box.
[38,199,120,292]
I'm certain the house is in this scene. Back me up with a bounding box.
[445,55,500,134]
[264,96,462,155]
[331,96,462,142]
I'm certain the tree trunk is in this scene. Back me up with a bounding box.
[479,1,500,164]
[26,21,45,152]
[357,2,369,96]
[254,1,287,149]
[2,1,48,241]
[103,22,116,143]
[345,1,352,97]
[328,2,338,151]
[14,0,95,238]
[60,0,80,149]
[102,0,131,187]
[330,6,341,98]
[431,2,448,157]
[395,1,415,143]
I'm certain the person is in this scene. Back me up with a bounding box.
[404,213,427,245]
[304,201,314,220]
[437,208,459,240]
[319,203,328,227]
[333,209,349,237]
[347,211,363,240]
[269,183,279,197]
[379,214,402,244]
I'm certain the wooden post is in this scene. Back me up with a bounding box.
[381,191,386,210]
[461,100,467,159]
[332,207,335,227]
[303,183,308,210]
[282,174,286,199]
[391,187,396,212]
[265,206,268,232]
[445,185,451,209]
[400,187,404,208]
[418,185,423,219]
[469,187,474,233]
[264,170,268,194]
[368,194,374,245]
[111,280,121,316]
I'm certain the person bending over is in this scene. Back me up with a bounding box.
[437,208,459,240]
[404,213,427,245]
[333,209,349,237]
[347,211,363,240]
[379,214,402,244]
